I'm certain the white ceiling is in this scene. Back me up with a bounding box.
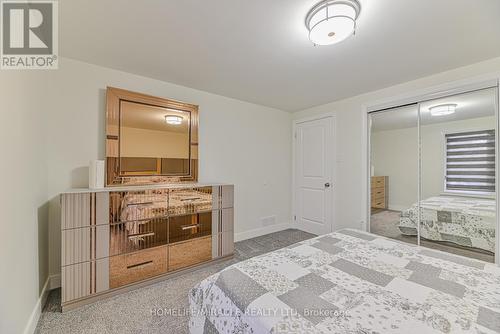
[60,0,500,112]
[371,88,497,132]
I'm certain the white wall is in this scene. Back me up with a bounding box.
[293,56,500,231]
[372,116,496,211]
[46,57,292,276]
[0,73,49,333]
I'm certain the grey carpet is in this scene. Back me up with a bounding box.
[370,210,494,263]
[35,229,316,334]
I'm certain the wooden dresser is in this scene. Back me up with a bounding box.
[60,183,234,311]
[371,176,388,210]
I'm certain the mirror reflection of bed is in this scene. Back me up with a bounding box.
[369,88,496,263]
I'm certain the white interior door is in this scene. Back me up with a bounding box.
[294,117,334,235]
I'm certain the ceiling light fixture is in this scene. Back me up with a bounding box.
[429,104,457,117]
[165,115,183,125]
[305,0,361,46]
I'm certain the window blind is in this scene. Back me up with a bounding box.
[445,129,496,193]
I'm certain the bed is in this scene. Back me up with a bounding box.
[398,196,496,252]
[188,229,500,334]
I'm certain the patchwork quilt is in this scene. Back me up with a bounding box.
[398,196,496,252]
[189,229,500,334]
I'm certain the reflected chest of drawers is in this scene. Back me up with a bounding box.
[371,176,388,210]
[60,184,234,311]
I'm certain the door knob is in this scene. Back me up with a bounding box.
[325,183,331,188]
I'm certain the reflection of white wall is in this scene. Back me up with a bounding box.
[372,116,495,211]
[372,126,418,210]
[120,127,189,158]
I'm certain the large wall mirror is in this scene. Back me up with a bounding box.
[106,87,198,186]
[368,85,498,263]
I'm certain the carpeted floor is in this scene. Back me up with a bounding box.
[370,210,494,263]
[35,229,316,334]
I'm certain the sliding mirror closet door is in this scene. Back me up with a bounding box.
[419,88,497,262]
[369,105,420,244]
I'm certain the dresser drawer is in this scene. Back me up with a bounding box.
[62,262,91,303]
[221,185,234,209]
[371,199,386,209]
[211,185,234,210]
[169,212,212,244]
[371,176,386,188]
[61,193,91,229]
[61,258,109,303]
[109,246,168,289]
[168,236,212,271]
[168,187,213,215]
[109,217,168,256]
[371,188,385,200]
[62,225,110,266]
[110,190,169,224]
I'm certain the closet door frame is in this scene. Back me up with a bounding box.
[362,77,500,264]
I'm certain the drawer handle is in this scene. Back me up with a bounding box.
[181,224,200,231]
[127,260,153,270]
[180,197,201,202]
[127,201,154,207]
[128,231,155,239]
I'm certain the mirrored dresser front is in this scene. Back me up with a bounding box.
[60,184,234,311]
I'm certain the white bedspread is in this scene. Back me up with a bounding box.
[189,229,500,333]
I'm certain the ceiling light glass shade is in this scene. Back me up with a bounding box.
[429,104,457,117]
[165,115,183,125]
[305,0,361,46]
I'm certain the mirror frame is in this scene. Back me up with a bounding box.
[105,87,199,186]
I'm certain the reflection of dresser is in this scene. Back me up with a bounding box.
[371,176,388,209]
[60,183,234,311]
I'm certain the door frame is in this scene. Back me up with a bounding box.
[292,113,337,234]
[361,74,500,265]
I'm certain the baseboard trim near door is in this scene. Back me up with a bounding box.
[23,276,51,334]
[235,223,291,242]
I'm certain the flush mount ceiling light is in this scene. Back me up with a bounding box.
[429,104,457,117]
[305,0,361,46]
[165,115,183,125]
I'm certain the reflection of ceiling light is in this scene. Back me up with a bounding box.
[305,0,361,46]
[429,104,457,117]
[165,115,183,125]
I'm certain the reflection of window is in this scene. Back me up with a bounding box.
[445,130,496,194]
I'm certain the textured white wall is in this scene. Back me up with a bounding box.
[0,72,49,334]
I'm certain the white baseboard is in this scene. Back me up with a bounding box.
[23,277,50,334]
[49,274,61,290]
[235,223,290,242]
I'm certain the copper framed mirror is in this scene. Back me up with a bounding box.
[106,87,198,186]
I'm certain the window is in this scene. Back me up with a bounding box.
[445,129,496,194]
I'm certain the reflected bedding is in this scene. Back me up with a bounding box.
[398,196,496,252]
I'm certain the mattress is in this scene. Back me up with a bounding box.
[398,196,496,252]
[189,229,500,334]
